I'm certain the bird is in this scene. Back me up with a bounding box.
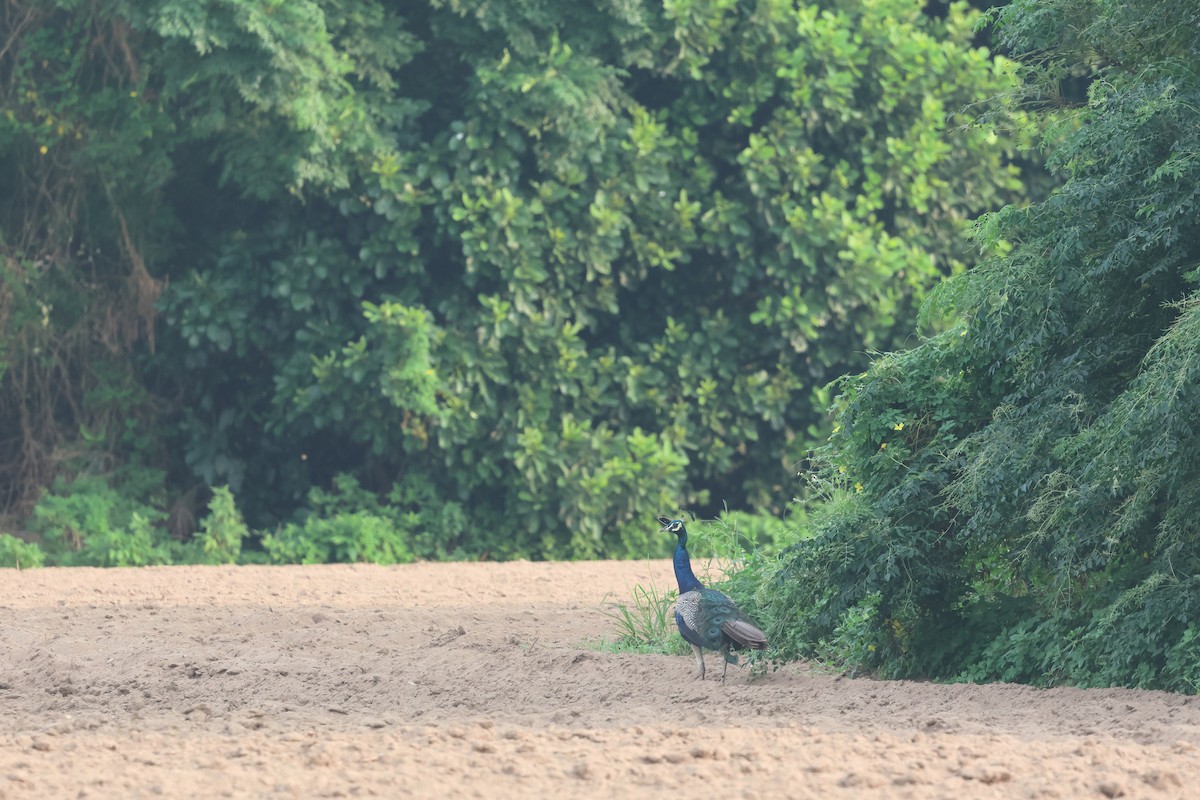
[658,516,768,682]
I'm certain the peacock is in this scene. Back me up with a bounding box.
[658,516,768,682]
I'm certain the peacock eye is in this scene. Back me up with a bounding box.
[670,521,681,531]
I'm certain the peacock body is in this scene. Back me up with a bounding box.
[658,516,768,681]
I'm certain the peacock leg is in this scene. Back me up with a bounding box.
[692,643,705,680]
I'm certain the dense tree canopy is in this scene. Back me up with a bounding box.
[774,0,1200,690]
[0,0,1025,560]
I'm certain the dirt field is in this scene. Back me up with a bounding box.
[2,561,1198,798]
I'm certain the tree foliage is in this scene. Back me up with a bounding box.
[774,0,1200,690]
[1,0,1025,559]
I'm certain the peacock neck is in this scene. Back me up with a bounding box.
[672,535,704,594]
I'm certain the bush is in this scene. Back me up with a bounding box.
[769,0,1200,690]
[0,533,45,569]
[30,476,169,566]
[189,486,249,565]
[262,512,414,565]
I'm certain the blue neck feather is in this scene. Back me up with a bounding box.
[672,532,704,594]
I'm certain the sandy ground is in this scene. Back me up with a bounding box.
[2,561,1198,799]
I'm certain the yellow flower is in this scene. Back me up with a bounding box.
[854,482,863,493]
[838,465,846,474]
[960,329,968,337]
[893,422,904,431]
[832,424,841,434]
[880,442,887,450]
[38,145,48,155]
[867,644,876,652]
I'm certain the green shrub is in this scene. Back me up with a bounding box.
[702,508,812,560]
[0,533,46,569]
[262,511,414,565]
[767,0,1200,690]
[190,486,249,564]
[30,476,168,566]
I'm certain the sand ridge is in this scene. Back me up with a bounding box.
[2,561,1198,798]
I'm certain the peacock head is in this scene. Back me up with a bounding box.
[657,516,686,537]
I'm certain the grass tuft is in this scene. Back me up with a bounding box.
[593,578,690,656]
